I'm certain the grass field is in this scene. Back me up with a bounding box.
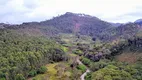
[29,62,73,80]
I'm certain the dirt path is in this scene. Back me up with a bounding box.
[80,69,90,80]
[68,46,91,80]
[76,57,90,80]
[76,57,83,65]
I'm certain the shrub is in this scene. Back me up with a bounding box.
[76,64,86,72]
[0,72,5,79]
[73,49,83,56]
[61,46,69,52]
[0,78,6,80]
[32,78,37,80]
[89,60,107,71]
[28,70,37,77]
[81,57,91,66]
[85,73,92,80]
[38,66,47,74]
[15,74,25,80]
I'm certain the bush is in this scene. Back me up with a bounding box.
[32,78,37,80]
[73,49,83,56]
[85,73,92,80]
[38,66,47,74]
[89,60,107,71]
[28,70,37,77]
[76,64,86,72]
[15,74,25,80]
[81,57,91,66]
[0,72,5,79]
[61,46,69,52]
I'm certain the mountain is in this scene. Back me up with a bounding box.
[40,12,114,35]
[110,23,122,27]
[1,12,114,39]
[1,12,142,41]
[135,19,142,26]
[135,19,142,23]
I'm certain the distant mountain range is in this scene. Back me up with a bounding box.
[0,12,142,41]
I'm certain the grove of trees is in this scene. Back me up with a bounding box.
[0,29,68,80]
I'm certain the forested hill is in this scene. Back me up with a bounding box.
[0,12,113,37]
[40,12,113,34]
[0,12,142,41]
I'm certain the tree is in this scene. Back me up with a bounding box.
[15,74,25,80]
[91,65,133,80]
[81,57,91,66]
[28,70,37,77]
[0,29,68,79]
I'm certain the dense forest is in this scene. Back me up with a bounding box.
[0,29,68,80]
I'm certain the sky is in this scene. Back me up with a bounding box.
[0,0,142,24]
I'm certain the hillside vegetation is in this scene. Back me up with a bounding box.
[0,29,68,80]
[0,12,142,80]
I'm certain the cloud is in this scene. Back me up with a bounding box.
[0,0,32,23]
[23,0,39,9]
[0,0,142,24]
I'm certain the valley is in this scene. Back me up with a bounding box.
[0,12,142,80]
